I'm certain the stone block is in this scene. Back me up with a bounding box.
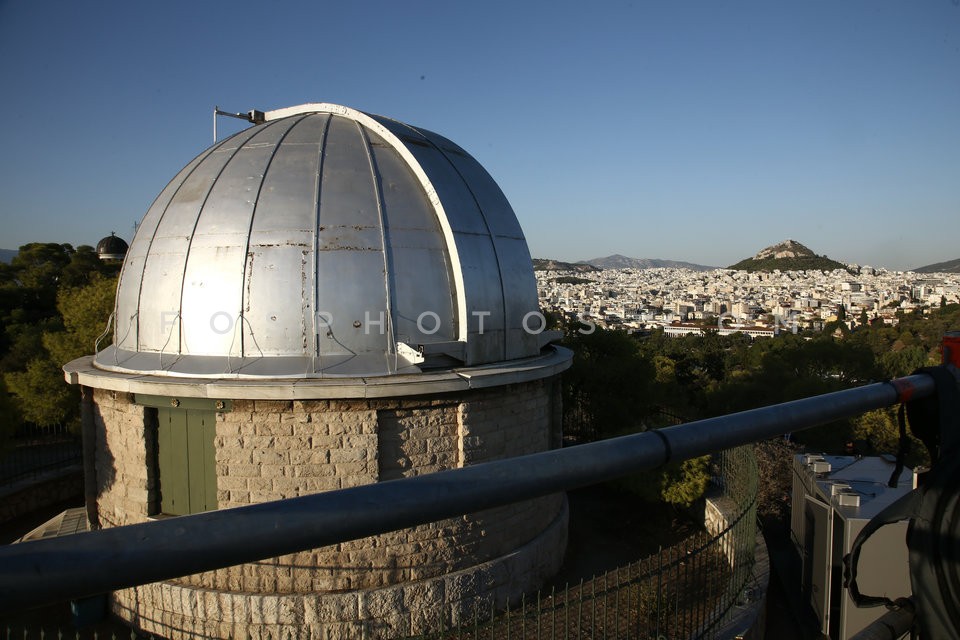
[247,476,274,491]
[254,400,293,413]
[248,435,277,449]
[230,463,261,478]
[288,449,320,465]
[339,473,375,489]
[290,421,318,437]
[333,462,374,477]
[252,449,288,465]
[294,400,329,413]
[359,587,404,621]
[305,593,359,624]
[228,490,251,504]
[328,448,368,463]
[222,411,254,424]
[220,476,249,491]
[293,464,335,478]
[261,465,288,479]
[257,421,293,436]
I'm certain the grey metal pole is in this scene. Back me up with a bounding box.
[0,374,936,612]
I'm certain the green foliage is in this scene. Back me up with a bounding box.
[727,254,853,274]
[0,376,20,450]
[552,276,592,285]
[5,357,77,428]
[560,293,960,511]
[561,327,654,439]
[616,456,711,507]
[852,408,930,468]
[659,456,711,506]
[0,243,120,431]
[878,345,928,379]
[43,274,118,366]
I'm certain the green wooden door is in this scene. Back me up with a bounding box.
[157,408,217,515]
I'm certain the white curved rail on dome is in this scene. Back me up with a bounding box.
[266,103,469,347]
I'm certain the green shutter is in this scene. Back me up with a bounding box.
[157,408,218,515]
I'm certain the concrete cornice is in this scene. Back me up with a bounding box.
[63,346,573,400]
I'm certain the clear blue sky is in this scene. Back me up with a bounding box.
[1,0,957,270]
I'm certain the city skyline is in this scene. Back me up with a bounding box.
[1,1,958,271]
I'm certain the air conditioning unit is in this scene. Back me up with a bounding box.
[790,455,914,639]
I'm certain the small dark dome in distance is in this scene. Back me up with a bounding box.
[96,232,128,261]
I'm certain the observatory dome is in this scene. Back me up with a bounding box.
[96,232,128,261]
[97,104,543,378]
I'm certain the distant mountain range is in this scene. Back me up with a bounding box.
[4,241,954,274]
[914,257,960,274]
[581,254,716,271]
[532,258,600,272]
[727,239,854,273]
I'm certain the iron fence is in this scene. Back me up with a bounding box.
[1,446,757,640]
[0,425,82,489]
[419,445,758,640]
[2,373,933,638]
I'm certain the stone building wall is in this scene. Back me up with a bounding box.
[113,500,567,639]
[92,388,156,526]
[91,378,567,637]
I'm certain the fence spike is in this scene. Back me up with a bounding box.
[490,597,495,640]
[577,578,583,638]
[505,597,510,640]
[536,589,541,639]
[520,592,525,638]
[551,585,556,640]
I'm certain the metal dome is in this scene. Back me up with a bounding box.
[96,232,128,261]
[95,103,542,378]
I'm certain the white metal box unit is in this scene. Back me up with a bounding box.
[791,454,915,639]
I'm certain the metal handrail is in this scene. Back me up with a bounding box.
[0,373,936,613]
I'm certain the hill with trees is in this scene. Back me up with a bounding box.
[532,258,600,272]
[728,239,853,273]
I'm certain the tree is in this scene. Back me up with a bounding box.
[0,376,20,449]
[5,357,76,428]
[659,456,710,507]
[1,243,118,368]
[879,346,927,378]
[754,438,798,525]
[615,456,711,507]
[3,271,118,431]
[562,327,654,441]
[43,273,118,365]
[852,408,929,468]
